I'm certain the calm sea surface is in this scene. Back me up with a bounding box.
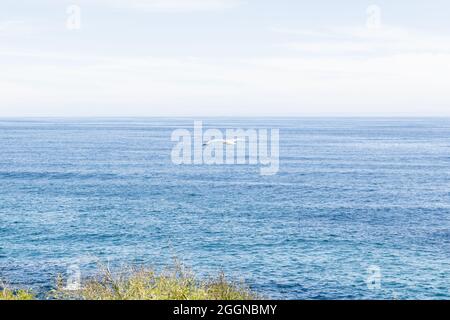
[1,118,450,299]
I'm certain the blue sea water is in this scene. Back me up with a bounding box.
[1,118,450,300]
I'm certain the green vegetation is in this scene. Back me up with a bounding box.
[1,264,256,300]
[0,286,34,300]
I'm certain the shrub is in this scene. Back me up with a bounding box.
[52,264,257,300]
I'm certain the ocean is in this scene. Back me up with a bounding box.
[1,118,450,299]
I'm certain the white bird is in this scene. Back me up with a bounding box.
[203,138,244,146]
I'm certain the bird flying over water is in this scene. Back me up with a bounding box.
[203,138,244,146]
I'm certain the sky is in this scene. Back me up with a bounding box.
[1,0,450,117]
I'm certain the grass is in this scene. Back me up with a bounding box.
[1,264,257,300]
[0,284,34,300]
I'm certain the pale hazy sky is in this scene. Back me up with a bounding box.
[1,0,450,116]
